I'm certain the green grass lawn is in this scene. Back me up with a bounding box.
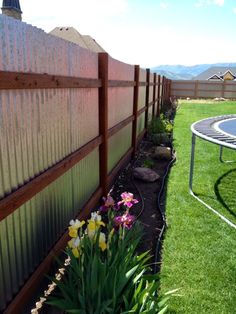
[160,100,236,314]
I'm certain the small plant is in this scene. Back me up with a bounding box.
[46,192,173,313]
[143,158,155,169]
[148,114,173,135]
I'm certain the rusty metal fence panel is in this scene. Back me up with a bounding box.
[107,57,134,171]
[137,112,145,136]
[108,57,134,128]
[149,73,154,103]
[138,69,146,111]
[108,87,133,129]
[0,15,168,312]
[108,124,132,172]
[0,169,74,308]
[0,88,99,199]
[148,73,154,122]
[0,16,98,77]
[0,16,100,310]
[0,152,100,310]
[137,69,147,137]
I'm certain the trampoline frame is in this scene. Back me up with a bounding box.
[189,115,236,229]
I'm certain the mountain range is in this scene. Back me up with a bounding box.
[151,62,236,80]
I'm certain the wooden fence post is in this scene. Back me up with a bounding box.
[152,73,157,117]
[194,80,199,98]
[222,80,225,98]
[98,53,109,197]
[145,68,150,130]
[161,76,165,112]
[166,78,169,102]
[166,79,169,101]
[157,74,161,117]
[132,65,140,158]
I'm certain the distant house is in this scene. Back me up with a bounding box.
[194,67,236,81]
[49,27,106,53]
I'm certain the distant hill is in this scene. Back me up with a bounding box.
[151,63,236,80]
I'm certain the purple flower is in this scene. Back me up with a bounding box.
[114,213,135,229]
[99,195,116,212]
[117,192,138,209]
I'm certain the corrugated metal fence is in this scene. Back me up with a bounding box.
[0,15,171,312]
[171,79,236,99]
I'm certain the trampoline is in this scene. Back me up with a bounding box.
[189,114,236,229]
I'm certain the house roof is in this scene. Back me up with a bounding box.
[1,0,22,12]
[194,66,236,80]
[208,74,223,81]
[49,27,106,53]
[82,35,106,53]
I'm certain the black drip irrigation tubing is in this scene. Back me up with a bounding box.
[153,150,176,273]
[129,142,176,273]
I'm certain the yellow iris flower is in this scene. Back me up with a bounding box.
[99,232,107,251]
[87,212,106,239]
[68,237,81,258]
[68,227,78,238]
[72,247,80,258]
[68,219,85,238]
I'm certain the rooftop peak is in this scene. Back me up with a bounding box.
[1,0,22,20]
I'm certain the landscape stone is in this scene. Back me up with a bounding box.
[133,167,160,182]
[151,133,171,145]
[213,97,226,101]
[153,146,172,160]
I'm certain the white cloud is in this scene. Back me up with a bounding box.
[194,1,203,7]
[195,0,224,7]
[233,7,236,13]
[160,2,169,9]
[213,0,224,6]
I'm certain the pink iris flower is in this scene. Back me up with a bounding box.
[99,195,116,212]
[114,213,135,229]
[117,192,138,209]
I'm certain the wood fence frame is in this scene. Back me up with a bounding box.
[171,79,236,99]
[1,53,169,313]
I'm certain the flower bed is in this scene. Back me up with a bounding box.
[45,193,172,314]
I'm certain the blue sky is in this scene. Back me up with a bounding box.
[21,0,236,67]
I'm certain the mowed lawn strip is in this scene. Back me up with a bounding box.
[160,100,236,314]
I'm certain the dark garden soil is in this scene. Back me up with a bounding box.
[32,137,174,313]
[110,138,174,268]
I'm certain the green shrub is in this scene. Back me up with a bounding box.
[148,114,173,135]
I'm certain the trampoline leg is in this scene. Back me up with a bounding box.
[189,134,236,229]
[219,145,223,162]
[189,133,196,195]
[219,145,235,163]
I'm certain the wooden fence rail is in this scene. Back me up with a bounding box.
[171,79,236,99]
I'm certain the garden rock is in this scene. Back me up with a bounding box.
[213,97,226,101]
[153,146,172,160]
[133,167,160,182]
[151,133,171,145]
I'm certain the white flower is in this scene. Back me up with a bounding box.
[69,219,85,229]
[99,232,107,251]
[90,211,102,222]
[99,232,106,243]
[68,236,80,248]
